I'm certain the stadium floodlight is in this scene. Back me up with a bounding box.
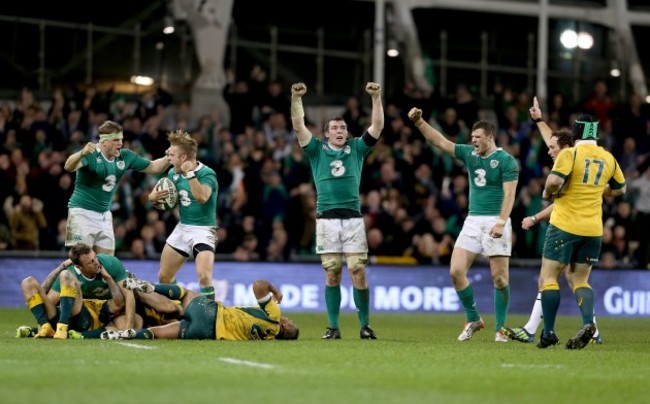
[610,68,621,77]
[577,32,594,50]
[163,16,175,35]
[560,29,593,50]
[130,75,155,86]
[560,30,578,49]
[386,37,399,57]
[387,38,399,57]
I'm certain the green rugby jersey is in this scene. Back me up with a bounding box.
[303,136,373,214]
[52,254,128,299]
[68,149,151,212]
[169,162,218,227]
[454,144,519,216]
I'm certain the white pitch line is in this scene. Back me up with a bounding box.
[219,357,275,369]
[501,363,565,369]
[116,342,158,350]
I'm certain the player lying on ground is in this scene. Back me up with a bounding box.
[101,279,299,341]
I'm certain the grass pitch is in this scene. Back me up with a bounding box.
[1,308,647,404]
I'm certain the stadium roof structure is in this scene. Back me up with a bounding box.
[1,0,650,102]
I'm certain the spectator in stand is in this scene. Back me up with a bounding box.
[223,68,256,136]
[341,94,369,137]
[582,79,616,129]
[628,160,650,268]
[10,194,47,250]
[613,92,650,157]
[452,83,479,128]
[547,92,572,128]
[233,233,260,262]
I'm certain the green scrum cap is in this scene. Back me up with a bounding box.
[573,116,599,140]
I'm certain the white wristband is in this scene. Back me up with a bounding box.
[186,170,196,179]
[496,218,506,226]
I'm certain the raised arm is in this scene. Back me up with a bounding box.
[407,107,456,155]
[141,156,171,175]
[41,259,72,293]
[290,82,313,147]
[529,96,553,146]
[365,82,384,139]
[253,279,283,303]
[64,142,96,172]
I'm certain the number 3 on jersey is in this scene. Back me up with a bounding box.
[102,174,117,192]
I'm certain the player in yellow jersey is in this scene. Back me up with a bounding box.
[537,114,626,349]
[502,98,600,344]
[101,279,299,341]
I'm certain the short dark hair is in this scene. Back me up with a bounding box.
[552,128,574,148]
[275,320,299,340]
[324,116,346,133]
[471,120,496,137]
[69,243,93,265]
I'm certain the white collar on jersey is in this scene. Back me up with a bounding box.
[575,140,597,146]
[472,147,502,158]
[71,264,99,281]
[99,150,118,162]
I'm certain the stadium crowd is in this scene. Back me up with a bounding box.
[0,67,649,269]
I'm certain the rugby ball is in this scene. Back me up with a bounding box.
[154,177,178,210]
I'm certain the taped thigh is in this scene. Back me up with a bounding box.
[321,254,342,273]
[346,253,368,274]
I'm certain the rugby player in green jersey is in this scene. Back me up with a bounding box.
[290,81,384,340]
[148,130,219,300]
[408,107,519,342]
[64,120,170,255]
[18,243,131,339]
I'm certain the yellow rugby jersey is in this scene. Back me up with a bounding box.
[549,141,625,236]
[214,294,281,340]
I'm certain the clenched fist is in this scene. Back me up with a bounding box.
[81,142,98,157]
[365,82,381,97]
[291,82,307,98]
[408,107,423,123]
[180,161,195,174]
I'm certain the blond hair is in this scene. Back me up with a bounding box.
[167,129,198,159]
